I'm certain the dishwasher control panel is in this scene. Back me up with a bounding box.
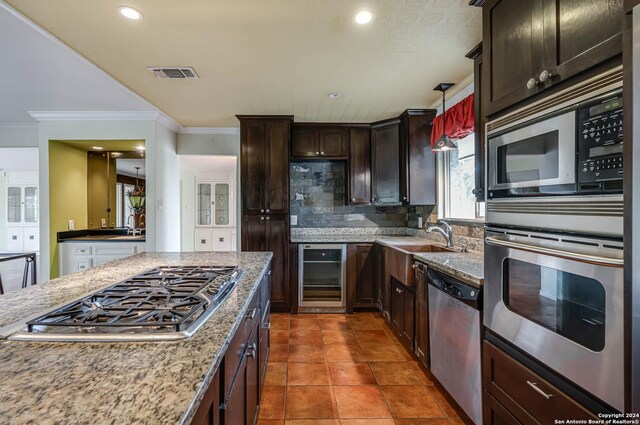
[426,268,482,309]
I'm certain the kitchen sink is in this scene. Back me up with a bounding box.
[385,244,455,286]
[389,244,454,254]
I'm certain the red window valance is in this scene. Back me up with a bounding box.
[430,93,475,147]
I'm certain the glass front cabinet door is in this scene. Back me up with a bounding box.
[6,185,39,225]
[197,183,212,226]
[196,181,233,227]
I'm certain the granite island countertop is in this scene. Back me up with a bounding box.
[414,251,484,288]
[0,251,273,425]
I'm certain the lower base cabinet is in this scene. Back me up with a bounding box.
[390,279,415,350]
[191,267,271,425]
[414,262,428,366]
[483,341,598,424]
[346,243,377,311]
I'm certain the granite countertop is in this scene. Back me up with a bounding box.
[60,234,146,242]
[291,234,436,245]
[414,251,484,288]
[0,251,273,425]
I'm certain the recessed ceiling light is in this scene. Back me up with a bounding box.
[327,92,343,99]
[92,146,103,150]
[355,11,373,25]
[135,145,146,151]
[118,6,143,21]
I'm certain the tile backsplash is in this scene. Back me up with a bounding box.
[290,161,410,228]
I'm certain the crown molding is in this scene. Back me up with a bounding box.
[156,112,182,133]
[26,111,160,121]
[0,123,38,129]
[26,111,183,133]
[179,127,240,135]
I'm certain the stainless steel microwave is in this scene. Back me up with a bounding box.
[487,90,623,199]
[485,67,624,236]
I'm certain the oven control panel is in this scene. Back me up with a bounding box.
[577,90,623,193]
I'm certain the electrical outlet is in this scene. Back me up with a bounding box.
[291,215,298,226]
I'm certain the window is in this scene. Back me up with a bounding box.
[438,133,484,220]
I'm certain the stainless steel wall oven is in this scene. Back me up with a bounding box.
[483,67,628,413]
[484,226,624,411]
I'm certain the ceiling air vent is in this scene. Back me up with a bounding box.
[147,67,199,79]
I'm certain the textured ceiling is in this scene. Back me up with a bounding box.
[5,0,481,127]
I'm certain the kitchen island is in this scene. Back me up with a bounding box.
[0,251,273,425]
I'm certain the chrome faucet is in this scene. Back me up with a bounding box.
[126,214,141,236]
[426,220,454,248]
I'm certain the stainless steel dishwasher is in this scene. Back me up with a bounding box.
[428,268,482,424]
[298,244,346,309]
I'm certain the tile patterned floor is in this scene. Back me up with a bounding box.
[258,312,469,425]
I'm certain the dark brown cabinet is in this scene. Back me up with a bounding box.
[373,244,386,314]
[371,119,401,206]
[291,125,348,159]
[466,43,485,202]
[390,279,415,350]
[191,369,221,425]
[482,0,622,116]
[240,116,291,215]
[348,127,372,205]
[242,215,290,312]
[239,116,292,313]
[346,243,377,311]
[399,110,437,206]
[414,262,429,366]
[192,272,270,425]
[483,341,599,424]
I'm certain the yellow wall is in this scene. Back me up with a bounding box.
[87,152,117,229]
[49,141,88,278]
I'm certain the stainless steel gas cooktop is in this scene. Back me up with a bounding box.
[1,266,242,342]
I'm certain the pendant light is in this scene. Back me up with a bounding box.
[127,167,146,212]
[432,83,457,152]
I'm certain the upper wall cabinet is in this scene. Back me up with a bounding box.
[239,116,292,215]
[399,110,437,206]
[371,119,401,206]
[291,125,348,159]
[348,127,372,205]
[482,0,622,117]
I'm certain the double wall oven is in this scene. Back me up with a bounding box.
[484,67,626,412]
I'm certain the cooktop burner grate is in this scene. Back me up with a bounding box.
[25,266,241,334]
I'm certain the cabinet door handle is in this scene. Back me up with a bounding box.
[260,216,265,220]
[262,322,271,330]
[321,151,325,155]
[315,151,320,155]
[260,209,265,213]
[412,264,417,269]
[247,343,257,359]
[351,198,356,202]
[402,196,407,201]
[526,77,538,90]
[539,69,554,83]
[266,217,270,221]
[266,209,270,213]
[527,381,554,399]
[246,308,257,320]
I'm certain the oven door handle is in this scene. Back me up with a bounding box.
[485,236,623,268]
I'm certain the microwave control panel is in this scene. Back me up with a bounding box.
[577,90,623,192]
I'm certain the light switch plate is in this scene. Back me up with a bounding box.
[291,215,298,226]
[68,220,75,230]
